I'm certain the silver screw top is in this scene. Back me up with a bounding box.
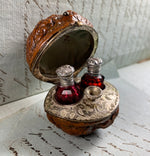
[56,65,75,86]
[87,57,103,76]
[56,65,75,77]
[87,57,102,66]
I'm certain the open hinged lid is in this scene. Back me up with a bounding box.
[26,10,98,84]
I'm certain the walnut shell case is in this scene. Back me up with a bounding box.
[26,10,119,136]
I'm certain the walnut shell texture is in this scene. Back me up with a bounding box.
[45,81,119,136]
[26,10,93,72]
[46,107,119,136]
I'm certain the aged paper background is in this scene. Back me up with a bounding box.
[0,0,150,105]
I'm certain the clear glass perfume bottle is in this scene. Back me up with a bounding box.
[81,57,105,90]
[55,65,82,105]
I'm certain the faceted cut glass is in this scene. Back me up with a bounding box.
[55,84,81,105]
[81,73,105,90]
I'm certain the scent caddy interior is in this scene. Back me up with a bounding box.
[26,10,119,136]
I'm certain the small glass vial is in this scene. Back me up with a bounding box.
[81,57,105,90]
[55,65,81,105]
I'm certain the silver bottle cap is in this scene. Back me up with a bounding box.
[56,65,75,86]
[87,57,102,76]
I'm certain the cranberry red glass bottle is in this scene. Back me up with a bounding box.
[55,65,81,105]
[81,57,105,90]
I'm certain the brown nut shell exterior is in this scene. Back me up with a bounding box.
[44,81,119,136]
[26,10,93,72]
[46,107,119,136]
